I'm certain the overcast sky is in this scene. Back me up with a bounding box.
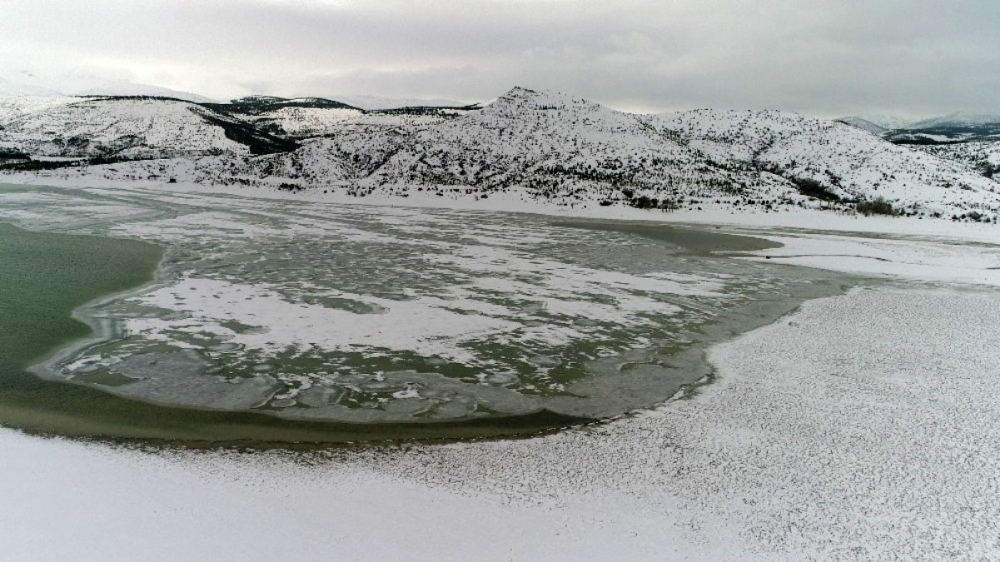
[1,0,997,116]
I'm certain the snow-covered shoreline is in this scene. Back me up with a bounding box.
[8,172,1000,242]
[8,175,1000,292]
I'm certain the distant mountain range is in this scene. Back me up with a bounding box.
[0,73,471,111]
[0,72,216,103]
[328,95,471,110]
[1,86,998,222]
[838,112,1000,143]
[836,112,1000,182]
[0,76,57,97]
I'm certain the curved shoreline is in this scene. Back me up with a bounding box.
[30,250,173,384]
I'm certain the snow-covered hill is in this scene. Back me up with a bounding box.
[76,82,217,104]
[0,77,60,97]
[0,97,253,159]
[918,142,1000,180]
[3,86,999,221]
[834,116,888,136]
[0,95,80,125]
[205,96,475,138]
[330,94,471,110]
[649,108,1000,218]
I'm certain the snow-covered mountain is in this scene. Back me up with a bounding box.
[886,125,1000,145]
[909,112,1000,130]
[76,82,216,104]
[838,114,915,132]
[329,94,471,110]
[646,108,1000,218]
[0,71,214,103]
[3,86,999,221]
[0,77,60,97]
[0,96,287,159]
[243,87,726,202]
[834,116,889,136]
[839,112,1000,140]
[835,110,1000,184]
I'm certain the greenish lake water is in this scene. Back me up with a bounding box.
[0,222,582,446]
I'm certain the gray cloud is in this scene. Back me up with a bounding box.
[1,0,997,116]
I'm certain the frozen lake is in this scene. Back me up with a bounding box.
[0,183,852,442]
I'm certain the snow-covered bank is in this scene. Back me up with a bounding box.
[3,287,998,560]
[9,173,1000,242]
[9,175,1000,294]
[750,232,1000,286]
[0,428,731,561]
[694,288,1000,558]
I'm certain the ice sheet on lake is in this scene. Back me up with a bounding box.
[2,184,823,421]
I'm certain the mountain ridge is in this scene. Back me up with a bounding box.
[2,86,999,222]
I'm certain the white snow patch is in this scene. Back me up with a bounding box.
[748,232,1000,286]
[127,277,518,363]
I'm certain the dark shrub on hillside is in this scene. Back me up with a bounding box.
[793,177,841,202]
[629,195,659,209]
[0,148,30,160]
[856,196,896,216]
[658,198,679,211]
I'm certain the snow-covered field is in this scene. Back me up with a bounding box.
[1,182,999,559]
